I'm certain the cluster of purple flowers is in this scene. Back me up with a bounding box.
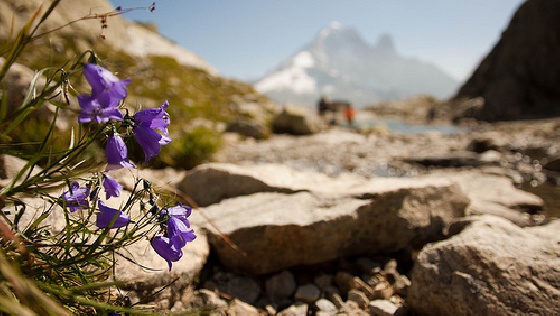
[75,63,172,170]
[60,63,195,269]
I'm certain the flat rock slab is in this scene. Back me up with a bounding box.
[179,162,455,207]
[426,170,544,226]
[401,151,489,167]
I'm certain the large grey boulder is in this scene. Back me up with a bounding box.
[225,118,268,140]
[408,215,560,315]
[179,163,300,207]
[180,164,542,223]
[271,108,319,135]
[193,180,469,274]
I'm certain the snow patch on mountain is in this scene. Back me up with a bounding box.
[255,51,317,95]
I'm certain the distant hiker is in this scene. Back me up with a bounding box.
[344,104,356,128]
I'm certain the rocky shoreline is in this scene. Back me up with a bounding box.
[185,118,560,315]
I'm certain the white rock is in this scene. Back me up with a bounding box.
[369,299,399,316]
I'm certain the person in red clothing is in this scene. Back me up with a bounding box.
[344,104,356,129]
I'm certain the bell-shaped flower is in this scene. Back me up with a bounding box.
[105,134,135,171]
[77,63,130,124]
[163,203,195,247]
[60,181,90,212]
[151,236,183,271]
[133,100,172,162]
[96,201,131,229]
[83,63,130,105]
[102,174,123,199]
[168,216,197,249]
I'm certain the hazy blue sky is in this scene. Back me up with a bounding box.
[110,0,524,82]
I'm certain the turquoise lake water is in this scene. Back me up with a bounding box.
[360,119,468,135]
[343,116,469,135]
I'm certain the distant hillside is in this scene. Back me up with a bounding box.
[0,0,275,169]
[454,0,560,121]
[0,0,216,73]
[255,22,459,107]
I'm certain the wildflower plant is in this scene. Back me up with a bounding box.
[0,1,198,314]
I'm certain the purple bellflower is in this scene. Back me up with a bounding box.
[83,63,130,100]
[103,173,123,199]
[151,236,183,271]
[61,181,90,212]
[165,203,196,248]
[77,93,124,124]
[133,100,172,162]
[96,201,131,229]
[152,203,196,270]
[77,63,130,124]
[168,216,197,248]
[105,134,135,171]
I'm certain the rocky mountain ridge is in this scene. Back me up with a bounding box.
[255,22,459,107]
[454,0,560,121]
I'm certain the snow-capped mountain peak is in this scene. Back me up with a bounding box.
[255,22,458,107]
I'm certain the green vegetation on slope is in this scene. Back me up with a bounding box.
[8,33,270,169]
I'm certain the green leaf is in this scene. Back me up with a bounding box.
[21,68,50,109]
[71,281,126,292]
